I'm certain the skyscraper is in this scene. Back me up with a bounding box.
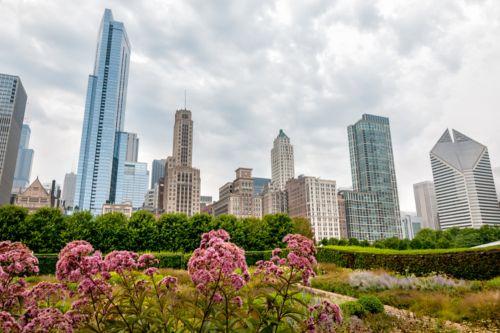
[62,172,77,209]
[12,124,34,193]
[151,159,166,188]
[0,73,27,205]
[271,129,294,191]
[413,181,439,230]
[163,109,201,215]
[74,9,131,213]
[262,129,294,215]
[430,129,500,229]
[341,114,402,241]
[125,132,139,162]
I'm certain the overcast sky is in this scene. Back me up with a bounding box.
[2,0,500,211]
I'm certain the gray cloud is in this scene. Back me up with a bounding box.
[1,0,500,212]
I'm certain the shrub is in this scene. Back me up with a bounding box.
[358,295,384,314]
[341,301,366,317]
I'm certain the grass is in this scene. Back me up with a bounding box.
[322,245,500,254]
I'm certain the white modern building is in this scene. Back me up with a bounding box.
[287,175,340,242]
[401,213,422,239]
[62,172,77,210]
[430,129,500,229]
[413,181,439,230]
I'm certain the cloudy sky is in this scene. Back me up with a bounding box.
[2,0,500,211]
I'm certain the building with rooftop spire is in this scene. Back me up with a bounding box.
[430,129,500,229]
[162,109,201,215]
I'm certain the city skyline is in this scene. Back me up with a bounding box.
[2,1,500,212]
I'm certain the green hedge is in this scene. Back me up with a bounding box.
[35,247,500,280]
[316,246,500,280]
[35,251,276,275]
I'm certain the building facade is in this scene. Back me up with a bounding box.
[163,109,201,215]
[271,129,294,191]
[213,168,262,218]
[430,129,500,229]
[413,181,439,230]
[115,161,148,209]
[102,202,133,217]
[401,213,422,240]
[151,159,166,188]
[15,178,61,213]
[12,124,34,194]
[0,74,27,205]
[62,172,77,210]
[125,132,139,162]
[287,175,340,242]
[342,114,402,241]
[74,9,131,214]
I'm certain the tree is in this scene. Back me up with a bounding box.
[348,238,360,246]
[93,212,131,252]
[129,210,157,252]
[155,213,189,252]
[62,211,95,244]
[0,205,28,242]
[178,213,212,252]
[20,208,65,253]
[262,214,294,249]
[291,217,314,240]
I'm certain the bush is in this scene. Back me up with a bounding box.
[316,246,500,280]
[341,301,366,317]
[358,295,384,314]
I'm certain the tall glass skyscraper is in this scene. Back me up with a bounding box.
[12,124,34,193]
[74,9,131,213]
[0,74,27,205]
[341,114,402,241]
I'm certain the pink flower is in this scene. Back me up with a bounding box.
[0,241,39,276]
[0,311,21,333]
[159,276,178,292]
[143,267,159,277]
[104,251,139,273]
[212,293,223,303]
[188,230,249,295]
[305,300,342,332]
[21,308,74,333]
[56,241,105,282]
[232,296,243,307]
[138,254,158,268]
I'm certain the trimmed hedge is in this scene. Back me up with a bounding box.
[316,246,500,280]
[35,247,500,280]
[35,250,276,275]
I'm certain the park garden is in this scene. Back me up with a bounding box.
[0,205,499,332]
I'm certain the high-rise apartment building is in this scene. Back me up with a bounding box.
[12,124,34,193]
[401,213,422,240]
[74,9,131,214]
[342,114,402,241]
[0,74,27,205]
[151,159,166,188]
[163,109,201,215]
[213,168,262,218]
[62,172,77,209]
[430,129,500,229]
[413,181,439,230]
[287,175,340,242]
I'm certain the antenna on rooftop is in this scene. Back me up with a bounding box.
[184,89,187,110]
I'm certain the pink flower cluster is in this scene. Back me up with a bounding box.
[55,240,105,282]
[0,241,39,277]
[188,230,249,294]
[305,300,343,333]
[256,234,317,286]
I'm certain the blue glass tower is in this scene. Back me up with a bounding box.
[75,9,131,213]
[341,114,402,241]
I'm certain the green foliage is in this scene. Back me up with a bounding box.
[486,277,500,289]
[21,208,65,253]
[0,205,28,242]
[292,217,314,239]
[316,246,500,280]
[358,295,384,314]
[340,301,366,317]
[128,210,157,251]
[93,212,131,252]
